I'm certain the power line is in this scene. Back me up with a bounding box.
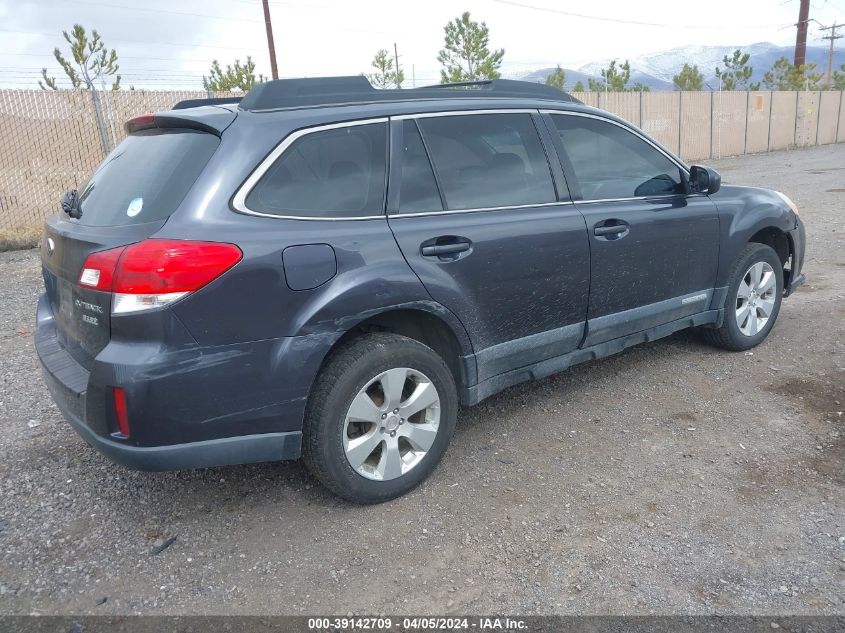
[822,0,845,12]
[66,1,264,24]
[0,53,221,63]
[492,0,790,29]
[226,0,333,7]
[0,28,266,52]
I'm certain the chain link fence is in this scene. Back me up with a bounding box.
[1,88,843,235]
[0,89,237,236]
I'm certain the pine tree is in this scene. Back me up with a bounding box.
[673,63,704,91]
[572,80,585,92]
[761,57,822,90]
[203,57,265,92]
[39,24,120,90]
[545,65,566,91]
[715,49,758,90]
[832,63,845,90]
[367,49,404,89]
[437,12,505,82]
[588,60,631,92]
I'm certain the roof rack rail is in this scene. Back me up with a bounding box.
[172,96,242,110]
[420,79,569,100]
[236,76,580,111]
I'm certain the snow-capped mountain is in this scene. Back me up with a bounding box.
[521,42,845,90]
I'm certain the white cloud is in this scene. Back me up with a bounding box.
[0,0,842,88]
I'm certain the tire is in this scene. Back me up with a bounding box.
[302,333,458,504]
[701,243,784,351]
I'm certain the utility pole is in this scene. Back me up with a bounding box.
[819,22,842,88]
[262,0,279,80]
[393,42,401,89]
[794,0,810,67]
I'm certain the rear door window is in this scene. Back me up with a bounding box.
[416,113,556,210]
[245,121,388,218]
[550,114,685,200]
[76,129,219,227]
[397,120,443,214]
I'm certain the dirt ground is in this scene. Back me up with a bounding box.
[0,145,842,616]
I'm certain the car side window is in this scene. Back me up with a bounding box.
[397,120,443,213]
[417,113,556,210]
[550,115,685,201]
[245,122,387,217]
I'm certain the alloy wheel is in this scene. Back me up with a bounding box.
[342,367,441,481]
[735,261,776,337]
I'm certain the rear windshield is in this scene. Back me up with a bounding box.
[75,129,219,226]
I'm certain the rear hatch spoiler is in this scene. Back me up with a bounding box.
[173,96,242,110]
[125,105,238,137]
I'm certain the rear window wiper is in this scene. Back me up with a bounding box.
[61,189,82,219]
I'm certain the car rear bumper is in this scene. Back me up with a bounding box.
[35,292,309,470]
[42,364,300,470]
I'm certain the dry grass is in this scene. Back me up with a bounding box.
[0,226,40,252]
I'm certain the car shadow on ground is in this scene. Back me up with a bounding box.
[52,328,723,517]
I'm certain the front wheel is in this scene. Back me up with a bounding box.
[302,333,458,504]
[702,243,784,351]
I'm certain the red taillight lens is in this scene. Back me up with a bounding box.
[78,246,126,291]
[78,240,242,313]
[112,387,130,437]
[113,239,242,294]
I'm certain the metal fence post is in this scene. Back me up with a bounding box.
[709,90,714,159]
[767,91,773,152]
[743,90,750,155]
[717,88,722,159]
[836,91,843,143]
[793,90,800,148]
[90,88,110,158]
[100,83,119,149]
[677,91,683,157]
[639,89,643,128]
[814,91,821,146]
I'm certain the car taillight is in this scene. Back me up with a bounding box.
[78,239,242,314]
[112,386,130,437]
[78,246,125,291]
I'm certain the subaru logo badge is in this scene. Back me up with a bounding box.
[46,237,55,255]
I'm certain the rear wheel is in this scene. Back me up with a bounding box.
[302,333,457,504]
[702,243,783,351]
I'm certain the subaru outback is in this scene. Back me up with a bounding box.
[36,77,806,503]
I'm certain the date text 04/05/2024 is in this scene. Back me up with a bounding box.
[306,617,528,630]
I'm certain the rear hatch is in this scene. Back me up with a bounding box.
[41,121,224,370]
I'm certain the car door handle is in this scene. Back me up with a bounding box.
[421,242,470,256]
[593,221,630,238]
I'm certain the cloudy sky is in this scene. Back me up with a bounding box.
[1,0,843,89]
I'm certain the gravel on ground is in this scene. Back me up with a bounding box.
[0,145,843,616]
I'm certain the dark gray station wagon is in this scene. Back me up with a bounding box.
[36,77,806,503]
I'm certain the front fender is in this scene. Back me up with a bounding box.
[709,185,797,288]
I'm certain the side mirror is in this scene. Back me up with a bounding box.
[689,165,721,195]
